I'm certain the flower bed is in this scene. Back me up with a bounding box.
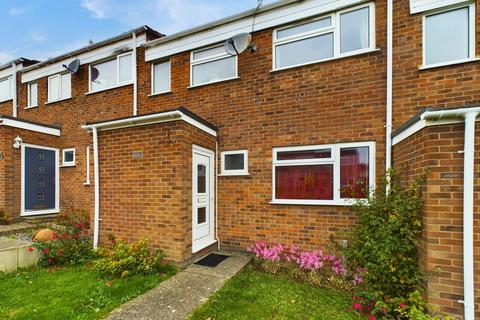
[247,241,363,292]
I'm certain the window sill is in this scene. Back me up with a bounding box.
[24,105,38,110]
[149,90,172,97]
[45,97,72,105]
[219,172,250,177]
[60,163,76,168]
[270,48,381,73]
[188,77,240,89]
[419,57,480,70]
[270,199,355,206]
[86,82,133,95]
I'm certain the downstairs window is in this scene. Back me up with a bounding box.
[272,142,375,205]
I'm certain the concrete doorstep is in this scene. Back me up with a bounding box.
[105,252,251,320]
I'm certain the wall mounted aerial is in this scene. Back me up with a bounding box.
[225,33,255,56]
[62,59,80,74]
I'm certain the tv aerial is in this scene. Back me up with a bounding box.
[62,59,80,74]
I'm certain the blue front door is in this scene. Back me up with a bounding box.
[24,146,56,212]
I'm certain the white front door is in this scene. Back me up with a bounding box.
[192,145,215,253]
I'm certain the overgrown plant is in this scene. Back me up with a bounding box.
[93,239,168,278]
[345,170,437,319]
[32,221,94,266]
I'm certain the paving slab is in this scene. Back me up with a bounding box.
[0,222,36,236]
[105,252,251,320]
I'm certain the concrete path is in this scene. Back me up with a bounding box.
[105,252,251,320]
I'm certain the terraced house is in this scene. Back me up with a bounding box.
[0,0,479,318]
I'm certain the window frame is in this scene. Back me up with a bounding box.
[220,150,249,176]
[61,148,76,167]
[422,2,476,69]
[27,82,38,108]
[190,43,238,87]
[272,2,376,71]
[271,141,375,206]
[0,76,13,103]
[47,73,71,103]
[151,59,171,95]
[88,52,133,93]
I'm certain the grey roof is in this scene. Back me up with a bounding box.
[0,58,39,72]
[144,0,302,48]
[21,25,163,73]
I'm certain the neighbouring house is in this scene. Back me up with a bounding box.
[0,0,478,318]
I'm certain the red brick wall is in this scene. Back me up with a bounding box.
[392,0,480,128]
[96,121,215,262]
[393,123,480,319]
[0,126,59,219]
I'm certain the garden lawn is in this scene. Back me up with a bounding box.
[189,266,355,320]
[0,265,175,320]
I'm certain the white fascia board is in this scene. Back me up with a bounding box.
[410,0,471,14]
[82,110,217,137]
[0,66,13,79]
[22,34,147,83]
[145,0,368,61]
[392,117,466,145]
[0,118,61,136]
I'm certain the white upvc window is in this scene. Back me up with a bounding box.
[273,3,375,70]
[27,82,38,108]
[61,148,76,167]
[271,142,375,206]
[190,44,237,87]
[422,3,475,68]
[47,73,71,102]
[89,52,133,93]
[151,60,171,94]
[0,76,13,102]
[221,150,249,176]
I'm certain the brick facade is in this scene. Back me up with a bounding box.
[0,0,479,317]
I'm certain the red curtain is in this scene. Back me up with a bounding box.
[275,165,333,200]
[340,147,369,198]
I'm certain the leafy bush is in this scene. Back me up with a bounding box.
[344,171,451,319]
[0,209,11,225]
[93,239,167,278]
[248,241,361,291]
[32,221,94,266]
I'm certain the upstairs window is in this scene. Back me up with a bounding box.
[272,142,375,205]
[190,44,237,87]
[423,3,475,67]
[90,52,133,92]
[48,73,71,102]
[273,3,375,70]
[0,76,13,102]
[27,82,38,108]
[152,60,171,94]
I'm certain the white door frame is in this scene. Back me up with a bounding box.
[21,143,60,216]
[192,144,215,253]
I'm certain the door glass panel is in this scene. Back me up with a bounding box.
[197,207,206,224]
[197,164,206,193]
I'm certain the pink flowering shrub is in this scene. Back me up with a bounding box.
[248,241,360,291]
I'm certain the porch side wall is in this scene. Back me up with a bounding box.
[393,123,480,318]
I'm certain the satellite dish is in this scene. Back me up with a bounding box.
[225,33,253,56]
[91,66,99,82]
[62,59,80,74]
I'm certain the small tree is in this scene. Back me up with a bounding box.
[345,170,427,317]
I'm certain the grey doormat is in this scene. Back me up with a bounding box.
[194,253,229,267]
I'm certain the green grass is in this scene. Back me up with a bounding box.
[189,266,355,320]
[0,265,175,320]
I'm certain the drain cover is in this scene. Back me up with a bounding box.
[194,253,229,267]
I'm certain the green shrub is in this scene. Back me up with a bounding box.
[32,221,94,266]
[344,170,449,318]
[93,239,166,278]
